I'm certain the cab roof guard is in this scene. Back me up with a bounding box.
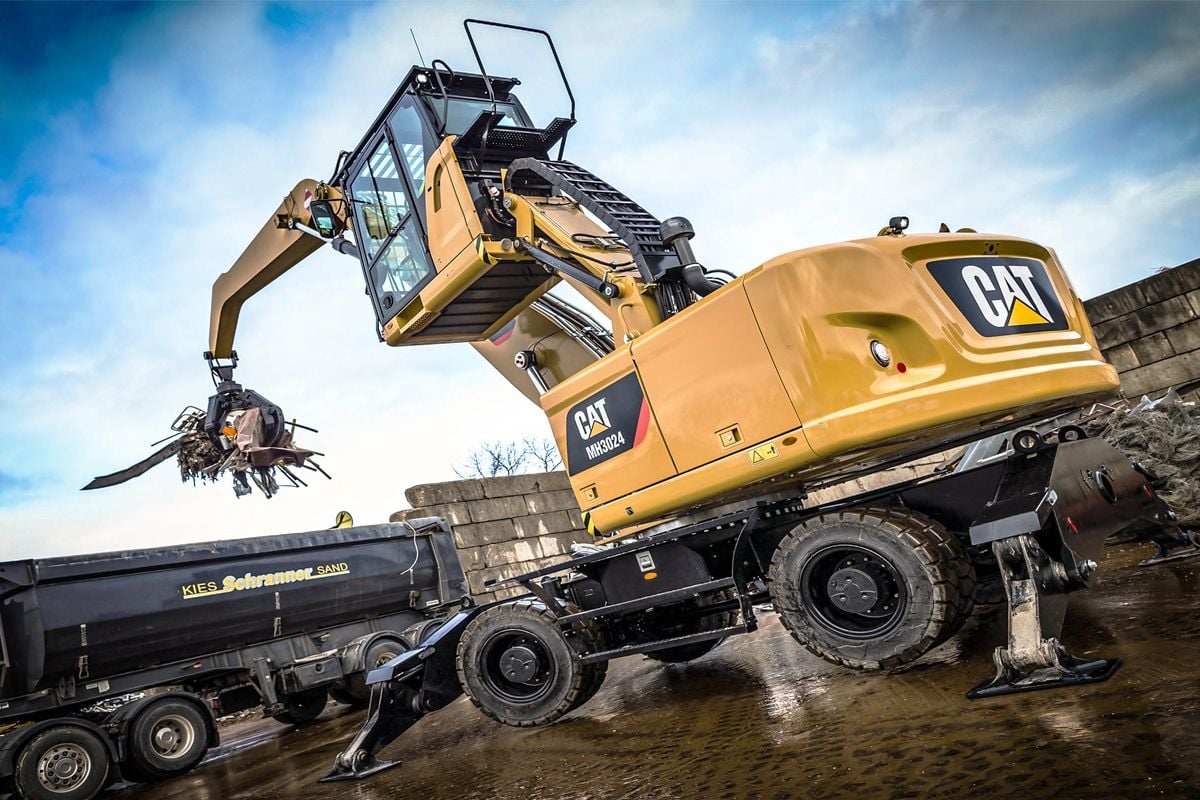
[464,18,576,160]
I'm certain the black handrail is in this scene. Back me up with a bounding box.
[463,19,576,159]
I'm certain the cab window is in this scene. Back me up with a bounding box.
[349,119,435,319]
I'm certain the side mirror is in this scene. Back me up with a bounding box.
[308,199,344,238]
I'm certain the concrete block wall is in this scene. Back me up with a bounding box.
[390,472,590,605]
[1083,258,1200,399]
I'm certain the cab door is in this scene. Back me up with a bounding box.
[348,96,437,325]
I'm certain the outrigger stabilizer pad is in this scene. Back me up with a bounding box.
[1138,527,1200,568]
[968,644,1121,699]
[966,534,1120,700]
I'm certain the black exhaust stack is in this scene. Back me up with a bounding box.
[661,216,722,298]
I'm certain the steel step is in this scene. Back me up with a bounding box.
[580,622,750,664]
[558,578,736,624]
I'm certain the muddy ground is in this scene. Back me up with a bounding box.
[114,542,1199,800]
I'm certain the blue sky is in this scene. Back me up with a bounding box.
[1,1,1198,558]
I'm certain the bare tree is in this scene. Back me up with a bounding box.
[453,438,563,478]
[454,440,529,478]
[523,437,562,472]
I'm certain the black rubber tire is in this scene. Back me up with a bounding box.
[1057,424,1087,443]
[346,634,410,702]
[14,726,110,800]
[402,618,445,646]
[271,686,328,726]
[124,698,210,782]
[644,590,737,664]
[1011,429,1044,454]
[767,507,976,671]
[456,600,607,727]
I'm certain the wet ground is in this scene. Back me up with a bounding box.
[116,542,1200,800]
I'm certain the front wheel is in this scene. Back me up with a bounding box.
[767,507,975,671]
[456,600,606,727]
[14,726,110,800]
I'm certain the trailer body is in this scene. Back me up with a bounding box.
[0,519,466,800]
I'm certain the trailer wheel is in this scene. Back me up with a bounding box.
[767,507,975,671]
[456,600,606,727]
[14,726,110,800]
[124,698,210,782]
[271,687,328,726]
[345,634,411,703]
[645,589,737,663]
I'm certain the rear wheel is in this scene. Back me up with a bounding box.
[271,686,329,726]
[767,507,975,671]
[124,698,210,782]
[456,600,606,727]
[14,726,110,800]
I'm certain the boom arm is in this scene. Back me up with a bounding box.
[209,179,344,358]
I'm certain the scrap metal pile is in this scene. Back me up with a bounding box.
[1084,389,1200,526]
[83,377,327,498]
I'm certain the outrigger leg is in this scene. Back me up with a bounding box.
[1130,462,1200,567]
[321,609,476,782]
[322,676,425,781]
[1137,519,1200,567]
[962,437,1167,698]
[968,534,1119,698]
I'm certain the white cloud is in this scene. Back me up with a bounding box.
[2,1,1197,558]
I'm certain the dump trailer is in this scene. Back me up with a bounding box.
[77,18,1198,786]
[0,519,466,800]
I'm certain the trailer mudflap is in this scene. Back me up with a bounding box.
[322,608,477,782]
[966,438,1160,698]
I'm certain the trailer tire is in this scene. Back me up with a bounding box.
[14,726,110,800]
[767,507,974,671]
[124,698,210,782]
[344,634,411,703]
[271,687,328,726]
[456,600,606,727]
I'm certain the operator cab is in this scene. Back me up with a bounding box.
[337,63,574,339]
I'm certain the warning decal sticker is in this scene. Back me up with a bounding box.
[749,442,779,464]
[565,372,650,476]
[926,257,1068,337]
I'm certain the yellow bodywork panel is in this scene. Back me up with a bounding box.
[631,284,803,473]
[471,299,606,403]
[542,347,677,508]
[423,138,480,273]
[561,232,1118,535]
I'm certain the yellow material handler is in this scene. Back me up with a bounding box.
[91,20,1198,782]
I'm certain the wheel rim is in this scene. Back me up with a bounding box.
[479,628,558,704]
[372,648,401,669]
[801,544,907,639]
[150,714,197,761]
[37,743,92,793]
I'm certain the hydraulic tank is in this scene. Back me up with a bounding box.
[0,521,466,700]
